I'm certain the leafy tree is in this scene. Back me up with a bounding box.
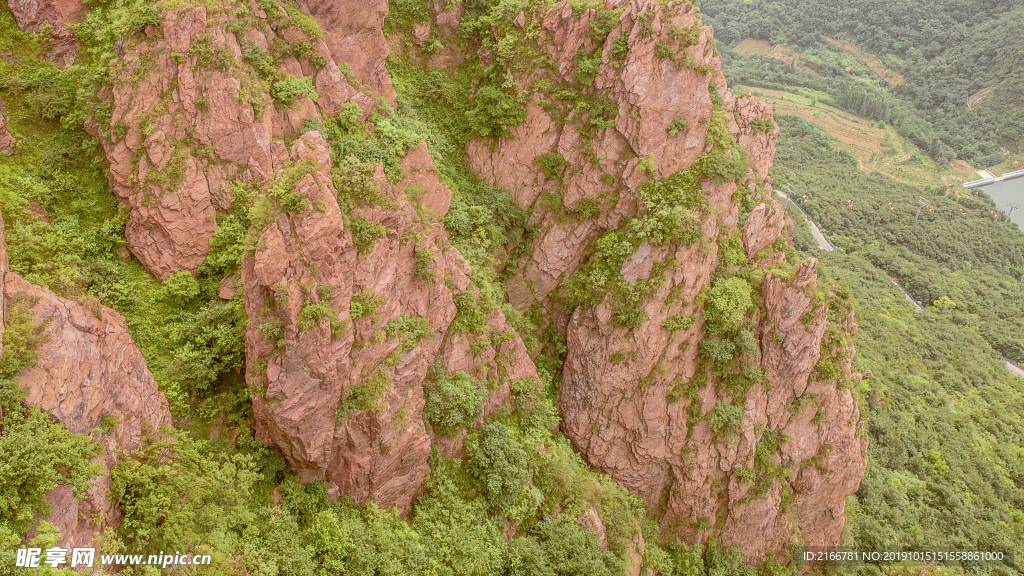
[422,368,487,437]
[466,84,527,138]
[111,432,260,554]
[468,423,532,515]
[704,277,753,334]
[0,408,104,535]
[531,517,624,576]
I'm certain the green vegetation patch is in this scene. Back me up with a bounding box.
[422,365,487,437]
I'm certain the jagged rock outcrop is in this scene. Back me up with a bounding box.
[6,0,84,64]
[0,210,174,549]
[243,132,535,510]
[456,0,864,562]
[292,0,397,104]
[466,0,780,310]
[81,2,376,279]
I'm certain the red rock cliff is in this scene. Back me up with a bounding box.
[0,210,174,549]
[5,0,866,560]
[81,2,377,280]
[451,0,866,562]
[242,132,536,510]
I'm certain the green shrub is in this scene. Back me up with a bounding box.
[710,403,744,436]
[732,330,759,357]
[610,306,647,328]
[666,117,690,136]
[704,276,753,334]
[466,83,527,138]
[654,41,676,61]
[162,300,247,391]
[109,432,317,576]
[264,158,317,217]
[350,289,383,320]
[422,368,487,437]
[158,270,201,304]
[574,49,602,85]
[469,422,530,513]
[333,155,395,209]
[451,291,493,335]
[574,198,601,219]
[609,31,631,63]
[699,338,736,365]
[298,301,336,331]
[662,314,694,332]
[749,117,775,133]
[282,4,324,40]
[272,76,319,108]
[701,151,749,183]
[0,405,103,535]
[258,316,285,348]
[188,33,233,70]
[813,357,842,382]
[500,304,538,354]
[637,11,655,38]
[414,247,435,280]
[385,313,434,351]
[530,517,624,576]
[300,116,328,138]
[338,370,392,418]
[534,152,571,182]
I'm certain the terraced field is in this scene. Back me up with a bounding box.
[740,86,945,187]
[731,38,810,71]
[821,36,906,86]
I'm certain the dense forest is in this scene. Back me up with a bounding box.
[704,0,1024,167]
[773,116,1024,365]
[775,116,1024,575]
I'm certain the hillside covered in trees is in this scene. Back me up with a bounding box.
[704,0,1024,168]
[774,116,1024,575]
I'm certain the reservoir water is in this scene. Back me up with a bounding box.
[969,174,1024,227]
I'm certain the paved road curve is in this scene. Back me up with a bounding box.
[774,190,833,251]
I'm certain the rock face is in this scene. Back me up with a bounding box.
[5,0,85,63]
[457,0,865,562]
[3,0,865,561]
[82,2,375,279]
[466,0,781,309]
[243,132,535,510]
[557,258,867,560]
[0,211,174,549]
[0,96,14,157]
[292,0,397,104]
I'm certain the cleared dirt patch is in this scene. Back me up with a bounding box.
[950,159,979,179]
[733,38,771,56]
[768,44,811,71]
[822,36,905,86]
[732,38,813,72]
